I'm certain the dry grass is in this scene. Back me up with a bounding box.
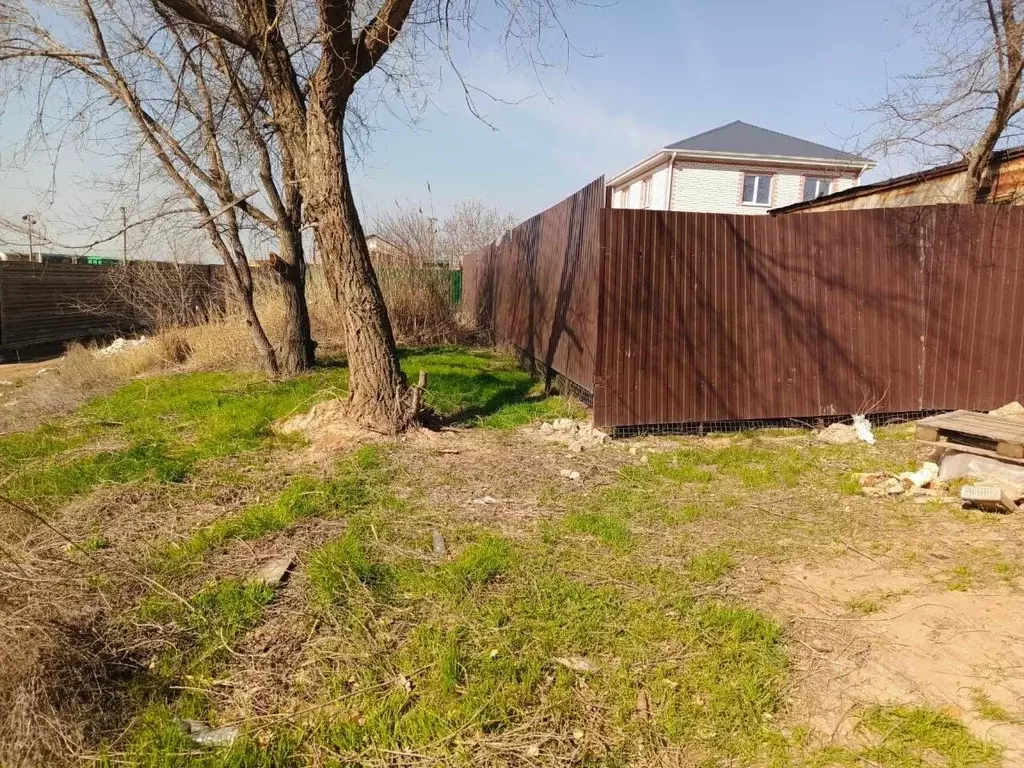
[0,264,468,431]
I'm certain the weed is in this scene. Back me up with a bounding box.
[307,531,395,607]
[437,535,513,594]
[859,705,1001,767]
[151,446,387,575]
[139,578,275,662]
[685,549,735,584]
[949,565,974,592]
[846,590,907,615]
[564,511,634,551]
[971,689,1016,723]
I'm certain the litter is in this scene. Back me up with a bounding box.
[94,336,147,358]
[179,719,239,747]
[553,656,598,673]
[938,452,1024,500]
[852,414,876,445]
[254,554,294,587]
[431,530,447,556]
[816,415,876,445]
[898,461,939,488]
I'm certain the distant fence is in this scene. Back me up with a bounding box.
[462,177,603,392]
[463,185,1024,430]
[0,262,221,353]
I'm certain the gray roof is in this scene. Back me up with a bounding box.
[665,120,871,164]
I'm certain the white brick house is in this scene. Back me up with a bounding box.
[609,121,875,215]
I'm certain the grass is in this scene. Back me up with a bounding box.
[858,705,1001,767]
[971,689,1016,723]
[8,346,1012,767]
[948,564,975,592]
[845,590,907,615]
[151,446,389,576]
[0,347,571,514]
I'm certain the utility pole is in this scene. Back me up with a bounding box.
[121,206,128,263]
[21,214,37,262]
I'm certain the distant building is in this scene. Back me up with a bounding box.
[366,234,404,263]
[772,146,1024,214]
[608,120,875,215]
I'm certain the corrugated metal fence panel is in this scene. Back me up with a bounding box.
[594,205,1024,428]
[0,262,221,350]
[0,263,131,348]
[462,177,604,392]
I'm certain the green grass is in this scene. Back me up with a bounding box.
[121,513,788,766]
[138,578,276,667]
[563,510,635,551]
[858,705,1001,767]
[948,564,975,592]
[971,689,1016,723]
[686,549,735,584]
[0,347,573,512]
[152,446,389,576]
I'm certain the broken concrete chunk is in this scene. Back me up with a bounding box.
[960,484,1018,513]
[559,469,581,481]
[551,418,576,431]
[567,441,585,453]
[255,554,294,588]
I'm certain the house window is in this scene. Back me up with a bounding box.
[742,173,772,205]
[803,177,832,201]
[639,176,653,208]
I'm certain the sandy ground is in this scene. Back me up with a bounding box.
[0,356,62,384]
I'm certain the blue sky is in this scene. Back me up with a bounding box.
[352,0,927,221]
[0,0,928,253]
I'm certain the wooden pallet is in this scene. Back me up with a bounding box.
[916,410,1024,459]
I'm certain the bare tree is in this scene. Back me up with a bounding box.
[142,0,584,431]
[374,199,517,267]
[0,0,316,374]
[870,0,1024,202]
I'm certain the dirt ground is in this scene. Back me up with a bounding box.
[4,370,1024,766]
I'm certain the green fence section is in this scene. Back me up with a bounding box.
[449,269,462,305]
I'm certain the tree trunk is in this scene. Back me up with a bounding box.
[238,281,280,375]
[273,231,315,375]
[305,88,412,432]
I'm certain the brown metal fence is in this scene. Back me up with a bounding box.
[462,177,604,391]
[456,184,1024,430]
[0,262,221,353]
[594,205,1024,429]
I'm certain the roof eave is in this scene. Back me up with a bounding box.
[607,151,671,187]
[662,147,875,169]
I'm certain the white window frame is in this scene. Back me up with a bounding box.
[803,176,833,201]
[639,176,653,209]
[742,173,773,206]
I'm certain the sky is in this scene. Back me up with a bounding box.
[0,0,930,257]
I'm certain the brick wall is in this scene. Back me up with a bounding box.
[612,158,863,215]
[667,161,861,215]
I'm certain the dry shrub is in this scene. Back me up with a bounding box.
[376,266,460,346]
